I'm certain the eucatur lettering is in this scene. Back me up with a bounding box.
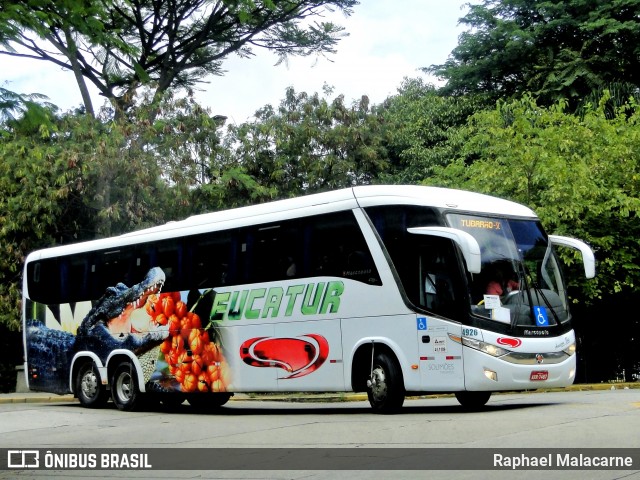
[210,281,344,321]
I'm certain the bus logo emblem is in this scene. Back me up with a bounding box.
[496,337,521,348]
[240,334,329,379]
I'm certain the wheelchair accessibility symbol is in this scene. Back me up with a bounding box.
[417,317,427,330]
[534,306,549,327]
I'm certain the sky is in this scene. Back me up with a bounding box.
[2,1,471,125]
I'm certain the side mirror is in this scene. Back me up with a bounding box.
[549,235,596,279]
[408,227,482,274]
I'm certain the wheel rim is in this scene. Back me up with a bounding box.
[115,370,132,403]
[80,369,98,399]
[370,366,388,402]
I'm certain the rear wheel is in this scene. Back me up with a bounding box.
[455,391,491,409]
[367,351,405,413]
[76,362,109,408]
[111,362,141,411]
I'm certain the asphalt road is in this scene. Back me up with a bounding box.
[0,389,638,480]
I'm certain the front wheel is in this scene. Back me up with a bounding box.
[455,391,491,410]
[367,352,405,413]
[111,362,141,411]
[76,362,109,408]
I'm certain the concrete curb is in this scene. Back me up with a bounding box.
[0,394,76,404]
[1,383,637,405]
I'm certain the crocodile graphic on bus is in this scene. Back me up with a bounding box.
[24,267,232,407]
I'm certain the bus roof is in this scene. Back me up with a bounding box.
[352,185,536,216]
[25,185,537,261]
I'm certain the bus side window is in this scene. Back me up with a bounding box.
[419,240,463,320]
[64,255,91,302]
[89,250,135,298]
[155,240,182,292]
[27,259,60,304]
[241,220,303,285]
[190,233,233,289]
[307,211,381,285]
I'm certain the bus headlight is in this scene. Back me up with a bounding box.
[484,369,498,381]
[563,342,576,356]
[461,337,509,357]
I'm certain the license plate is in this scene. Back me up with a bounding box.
[530,370,549,381]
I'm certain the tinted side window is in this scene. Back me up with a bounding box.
[27,259,60,304]
[365,205,467,319]
[240,221,302,284]
[240,211,381,285]
[307,211,381,285]
[365,205,440,277]
[26,210,383,305]
[416,238,467,320]
[189,231,235,289]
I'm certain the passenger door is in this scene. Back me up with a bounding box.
[416,242,465,391]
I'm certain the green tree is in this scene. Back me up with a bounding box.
[427,0,640,108]
[375,78,489,183]
[141,91,227,188]
[226,86,388,198]
[0,104,81,330]
[134,90,257,215]
[1,0,358,118]
[0,96,219,331]
[0,87,56,127]
[0,0,129,117]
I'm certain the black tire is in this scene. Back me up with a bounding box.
[455,391,491,409]
[111,362,142,411]
[160,394,186,411]
[76,362,109,408]
[187,393,232,411]
[367,351,405,413]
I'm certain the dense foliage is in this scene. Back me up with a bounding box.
[1,0,639,384]
[427,0,640,109]
[375,78,490,183]
[228,86,388,196]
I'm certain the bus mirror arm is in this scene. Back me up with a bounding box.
[407,227,482,274]
[548,235,596,279]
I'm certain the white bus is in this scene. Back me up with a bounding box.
[22,185,595,412]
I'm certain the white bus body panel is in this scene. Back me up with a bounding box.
[416,315,464,391]
[462,329,577,391]
[341,314,420,391]
[210,276,411,392]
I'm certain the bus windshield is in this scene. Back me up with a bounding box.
[448,214,570,329]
